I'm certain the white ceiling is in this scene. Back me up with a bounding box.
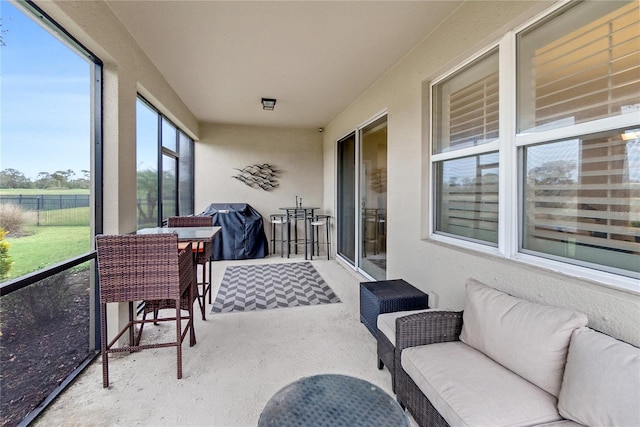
[106,1,462,129]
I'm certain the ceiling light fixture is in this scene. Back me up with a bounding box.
[261,98,277,111]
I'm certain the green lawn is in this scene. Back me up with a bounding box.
[3,226,91,281]
[31,206,91,227]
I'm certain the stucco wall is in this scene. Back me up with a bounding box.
[195,123,324,245]
[323,0,640,346]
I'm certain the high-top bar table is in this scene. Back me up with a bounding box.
[136,226,220,240]
[136,226,221,319]
[136,226,221,257]
[136,226,221,262]
[279,207,319,260]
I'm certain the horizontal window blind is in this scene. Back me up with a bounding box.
[449,71,499,149]
[532,1,640,128]
[436,153,499,245]
[524,134,640,273]
[433,49,499,154]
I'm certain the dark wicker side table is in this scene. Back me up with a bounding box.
[359,279,428,337]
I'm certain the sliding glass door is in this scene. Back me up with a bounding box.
[136,97,194,229]
[337,132,356,263]
[336,115,387,280]
[359,116,387,279]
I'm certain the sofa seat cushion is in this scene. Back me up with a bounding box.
[558,327,640,427]
[402,341,563,427]
[535,421,584,427]
[377,309,437,344]
[459,279,588,396]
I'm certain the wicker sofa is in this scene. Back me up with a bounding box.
[385,279,640,427]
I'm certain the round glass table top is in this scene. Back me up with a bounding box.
[258,374,410,427]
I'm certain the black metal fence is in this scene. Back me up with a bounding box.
[0,194,90,210]
[0,195,90,226]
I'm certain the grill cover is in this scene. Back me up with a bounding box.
[200,203,269,260]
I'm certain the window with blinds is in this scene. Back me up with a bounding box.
[436,153,499,245]
[518,1,640,277]
[523,129,640,274]
[432,49,500,245]
[430,0,639,281]
[518,1,640,133]
[433,50,499,154]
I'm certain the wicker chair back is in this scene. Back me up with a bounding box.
[167,215,213,227]
[96,233,181,303]
[95,233,195,388]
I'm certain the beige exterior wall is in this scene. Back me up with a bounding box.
[323,1,640,346]
[195,124,324,244]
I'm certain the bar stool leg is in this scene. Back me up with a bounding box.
[294,217,298,255]
[271,220,276,253]
[308,216,314,260]
[280,218,286,258]
[304,214,308,260]
[208,258,213,304]
[287,214,291,256]
[326,217,331,260]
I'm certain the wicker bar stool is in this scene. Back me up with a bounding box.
[167,216,214,320]
[308,214,332,260]
[96,233,196,388]
[269,214,288,257]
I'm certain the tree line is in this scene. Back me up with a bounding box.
[0,168,90,190]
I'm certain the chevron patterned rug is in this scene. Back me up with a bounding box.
[211,262,341,313]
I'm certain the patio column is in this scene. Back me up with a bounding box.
[102,64,138,345]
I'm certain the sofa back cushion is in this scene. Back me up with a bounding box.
[459,279,588,397]
[558,327,640,426]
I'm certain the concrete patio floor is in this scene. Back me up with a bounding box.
[34,255,417,426]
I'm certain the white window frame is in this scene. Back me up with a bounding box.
[429,42,503,257]
[429,0,640,293]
